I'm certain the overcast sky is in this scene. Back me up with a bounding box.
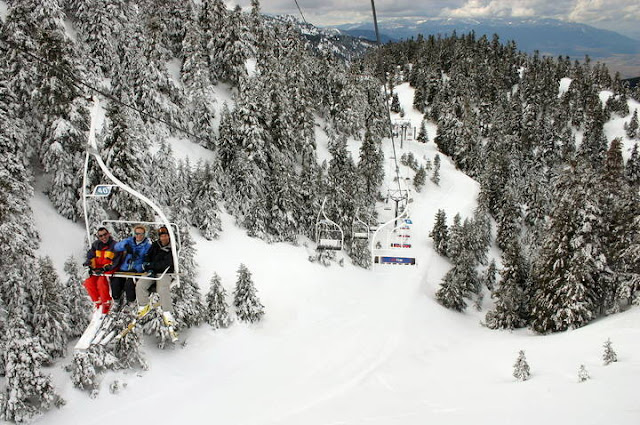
[231,0,640,40]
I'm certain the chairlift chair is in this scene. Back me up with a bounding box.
[82,98,181,287]
[315,197,344,251]
[352,210,370,240]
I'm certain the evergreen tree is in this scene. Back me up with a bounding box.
[417,119,429,143]
[42,99,90,221]
[171,225,205,329]
[67,345,119,397]
[31,256,71,362]
[485,240,529,330]
[624,109,639,139]
[150,140,177,207]
[625,143,640,187]
[349,238,371,269]
[485,259,497,291]
[431,154,441,185]
[191,161,223,240]
[435,267,468,312]
[390,92,401,113]
[429,209,449,256]
[357,130,384,202]
[1,316,64,423]
[512,350,530,381]
[603,338,618,365]
[101,99,153,222]
[413,165,426,192]
[204,273,232,329]
[233,264,264,323]
[530,167,604,333]
[577,364,590,382]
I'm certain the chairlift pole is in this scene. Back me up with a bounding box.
[84,98,180,287]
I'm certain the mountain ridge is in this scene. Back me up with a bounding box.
[331,17,640,77]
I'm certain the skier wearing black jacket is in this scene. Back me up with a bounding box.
[136,226,176,325]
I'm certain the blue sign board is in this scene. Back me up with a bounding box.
[93,185,113,196]
[377,256,416,265]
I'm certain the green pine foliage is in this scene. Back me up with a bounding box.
[205,273,232,329]
[513,350,530,381]
[1,316,64,423]
[233,264,265,324]
[603,338,618,365]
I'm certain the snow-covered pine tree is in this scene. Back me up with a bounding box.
[350,238,372,269]
[625,143,640,187]
[431,153,441,185]
[1,315,64,423]
[429,209,449,257]
[171,222,204,329]
[485,239,529,330]
[357,130,384,203]
[31,256,71,362]
[435,266,468,312]
[326,133,359,236]
[417,119,429,143]
[624,109,639,139]
[191,161,223,240]
[578,364,590,382]
[42,99,90,222]
[181,15,217,147]
[150,140,177,207]
[101,98,153,222]
[204,273,232,329]
[233,264,264,323]
[112,316,147,371]
[530,166,603,333]
[603,338,617,365]
[67,345,119,397]
[512,350,530,381]
[390,92,401,113]
[485,259,497,291]
[413,165,426,192]
[578,112,608,170]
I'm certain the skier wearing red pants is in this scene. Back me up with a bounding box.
[83,227,122,314]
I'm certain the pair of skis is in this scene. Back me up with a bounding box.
[74,303,177,351]
[116,302,178,343]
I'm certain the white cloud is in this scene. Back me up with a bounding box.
[441,0,537,18]
[230,0,640,39]
[568,0,640,24]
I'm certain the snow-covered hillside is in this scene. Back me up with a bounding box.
[26,84,640,425]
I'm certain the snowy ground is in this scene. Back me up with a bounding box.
[19,84,640,425]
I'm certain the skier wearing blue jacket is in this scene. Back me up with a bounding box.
[110,224,152,309]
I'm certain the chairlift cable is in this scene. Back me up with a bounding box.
[369,0,404,196]
[292,0,308,24]
[0,37,206,143]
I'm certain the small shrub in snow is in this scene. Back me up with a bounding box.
[578,365,590,382]
[513,350,530,381]
[603,338,617,365]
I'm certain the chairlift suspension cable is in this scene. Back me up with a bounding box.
[292,0,308,25]
[0,37,206,143]
[369,0,404,197]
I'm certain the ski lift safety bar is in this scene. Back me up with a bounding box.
[82,98,180,287]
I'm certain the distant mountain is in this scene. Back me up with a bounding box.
[333,17,640,60]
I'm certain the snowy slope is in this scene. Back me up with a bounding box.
[28,85,640,425]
